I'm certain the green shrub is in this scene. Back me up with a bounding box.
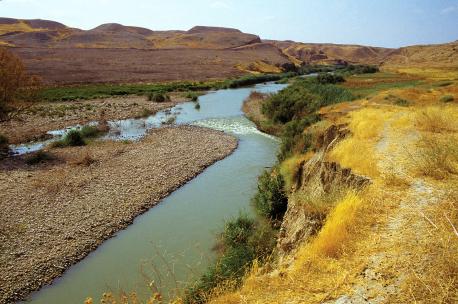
[278,118,317,161]
[253,170,288,222]
[222,215,255,248]
[440,95,454,103]
[194,102,201,110]
[184,214,276,304]
[25,151,53,165]
[79,125,101,138]
[148,92,170,102]
[262,79,354,125]
[52,130,86,147]
[316,73,345,84]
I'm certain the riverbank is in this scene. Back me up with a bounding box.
[0,126,237,304]
[0,93,189,144]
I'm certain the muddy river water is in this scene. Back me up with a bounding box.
[20,82,286,303]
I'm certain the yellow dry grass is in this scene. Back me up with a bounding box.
[415,105,458,133]
[394,67,458,81]
[0,20,43,35]
[306,191,364,258]
[328,107,393,178]
[235,61,282,74]
[210,188,380,304]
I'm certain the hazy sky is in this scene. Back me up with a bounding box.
[1,0,457,48]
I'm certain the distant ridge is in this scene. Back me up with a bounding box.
[1,17,456,84]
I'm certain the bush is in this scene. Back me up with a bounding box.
[148,92,170,102]
[222,215,255,248]
[52,130,86,147]
[253,170,288,222]
[194,102,201,110]
[316,73,345,84]
[262,79,354,125]
[79,125,101,138]
[440,95,454,103]
[278,118,317,161]
[25,151,53,165]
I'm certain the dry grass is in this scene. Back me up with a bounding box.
[236,61,282,74]
[413,133,458,180]
[328,108,390,178]
[210,189,377,304]
[279,152,313,191]
[415,106,458,133]
[306,191,364,258]
[396,188,458,303]
[394,67,458,81]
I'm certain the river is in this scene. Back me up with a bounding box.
[20,82,286,303]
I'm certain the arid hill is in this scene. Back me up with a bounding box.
[266,40,395,65]
[1,18,457,84]
[0,18,260,49]
[381,40,458,68]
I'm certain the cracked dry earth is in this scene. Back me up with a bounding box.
[332,112,442,304]
[0,126,237,304]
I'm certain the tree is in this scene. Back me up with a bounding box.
[0,48,41,119]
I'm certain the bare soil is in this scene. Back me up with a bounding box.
[11,47,289,85]
[0,126,238,304]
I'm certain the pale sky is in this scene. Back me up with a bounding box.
[1,0,457,48]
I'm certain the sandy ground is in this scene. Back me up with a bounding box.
[0,126,238,304]
[0,94,187,144]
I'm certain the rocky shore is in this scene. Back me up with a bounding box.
[0,126,238,303]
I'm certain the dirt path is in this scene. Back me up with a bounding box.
[332,112,442,303]
[0,126,237,304]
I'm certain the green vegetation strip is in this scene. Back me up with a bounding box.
[39,73,295,102]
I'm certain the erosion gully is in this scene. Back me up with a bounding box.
[16,82,286,303]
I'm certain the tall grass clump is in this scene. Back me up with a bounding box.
[309,191,364,258]
[415,106,458,133]
[414,134,458,179]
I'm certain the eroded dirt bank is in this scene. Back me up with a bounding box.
[0,126,238,304]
